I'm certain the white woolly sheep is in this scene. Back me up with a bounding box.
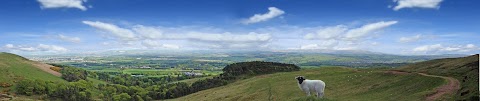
[295,76,325,98]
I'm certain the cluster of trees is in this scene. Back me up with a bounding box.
[90,71,199,87]
[15,78,205,100]
[61,66,88,82]
[16,79,94,101]
[222,61,300,76]
[50,64,88,82]
[97,83,151,101]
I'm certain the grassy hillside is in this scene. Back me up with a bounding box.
[397,54,479,100]
[172,67,445,101]
[0,52,65,92]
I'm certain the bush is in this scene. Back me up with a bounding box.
[50,66,62,72]
[61,67,87,82]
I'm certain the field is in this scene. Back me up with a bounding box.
[38,52,461,72]
[90,68,222,77]
[173,67,447,101]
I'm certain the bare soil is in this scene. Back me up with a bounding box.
[26,61,61,77]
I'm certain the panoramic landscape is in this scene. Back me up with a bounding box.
[0,0,479,101]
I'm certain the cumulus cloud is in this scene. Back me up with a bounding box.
[393,0,443,11]
[344,21,398,41]
[3,44,68,52]
[37,0,88,11]
[141,40,180,49]
[304,25,347,40]
[300,44,321,50]
[83,21,272,49]
[300,40,339,50]
[37,44,68,52]
[305,21,398,41]
[57,34,81,43]
[413,44,478,54]
[242,7,285,24]
[5,44,14,48]
[165,32,272,49]
[183,32,271,43]
[399,34,424,43]
[300,21,397,50]
[82,21,137,41]
[133,25,164,39]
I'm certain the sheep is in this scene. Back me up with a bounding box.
[295,76,325,98]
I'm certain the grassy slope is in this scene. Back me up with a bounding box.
[172,67,445,101]
[397,54,479,100]
[0,52,65,92]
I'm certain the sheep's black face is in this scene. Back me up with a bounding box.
[296,76,305,84]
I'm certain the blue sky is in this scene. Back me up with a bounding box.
[0,0,479,55]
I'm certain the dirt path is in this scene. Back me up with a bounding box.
[384,71,460,101]
[417,73,460,101]
[27,61,61,77]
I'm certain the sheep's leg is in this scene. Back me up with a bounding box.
[305,91,311,96]
[317,92,324,98]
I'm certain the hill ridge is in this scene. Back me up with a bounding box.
[0,52,65,93]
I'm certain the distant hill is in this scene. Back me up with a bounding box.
[0,52,65,93]
[397,54,479,101]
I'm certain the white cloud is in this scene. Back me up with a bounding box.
[133,25,164,39]
[19,47,38,51]
[393,0,443,11]
[184,32,271,43]
[57,34,81,43]
[297,39,360,51]
[413,44,443,52]
[141,40,180,49]
[162,44,181,49]
[304,25,347,40]
[413,44,478,54]
[300,21,397,51]
[344,21,398,41]
[83,21,272,49]
[37,0,88,11]
[3,44,68,52]
[82,21,137,41]
[5,44,14,48]
[242,7,285,24]
[305,21,398,41]
[300,40,338,50]
[300,44,321,50]
[399,34,423,43]
[37,44,68,52]
[180,32,272,49]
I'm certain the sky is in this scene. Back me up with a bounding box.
[0,0,479,55]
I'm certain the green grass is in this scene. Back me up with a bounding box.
[0,52,65,92]
[171,67,445,101]
[397,54,479,100]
